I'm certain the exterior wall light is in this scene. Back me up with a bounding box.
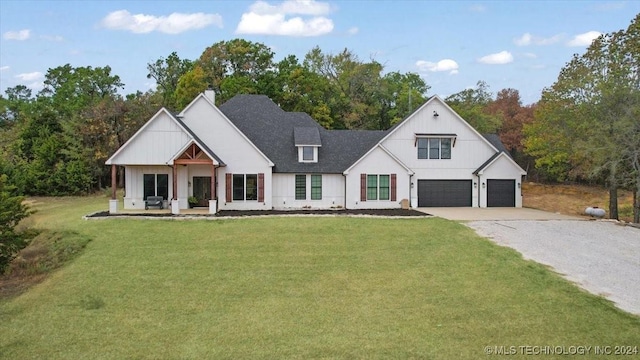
[482,182,486,188]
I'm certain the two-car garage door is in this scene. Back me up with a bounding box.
[418,180,472,207]
[417,179,515,207]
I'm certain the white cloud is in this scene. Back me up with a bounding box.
[100,10,223,34]
[416,59,459,74]
[514,33,532,46]
[514,32,561,46]
[236,0,334,36]
[0,66,9,71]
[40,34,64,42]
[347,27,358,35]
[15,71,43,82]
[567,31,602,46]
[478,51,513,65]
[523,52,537,58]
[3,29,31,40]
[469,4,486,12]
[249,0,331,15]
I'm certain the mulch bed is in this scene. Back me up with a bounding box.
[87,209,430,218]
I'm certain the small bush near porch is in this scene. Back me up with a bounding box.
[0,196,638,359]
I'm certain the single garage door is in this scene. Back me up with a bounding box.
[418,180,472,207]
[487,179,515,207]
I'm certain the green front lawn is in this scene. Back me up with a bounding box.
[1,196,638,359]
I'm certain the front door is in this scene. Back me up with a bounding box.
[193,177,212,207]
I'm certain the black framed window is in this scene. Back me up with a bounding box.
[311,175,322,200]
[417,137,452,160]
[143,173,168,200]
[233,174,245,201]
[295,175,306,200]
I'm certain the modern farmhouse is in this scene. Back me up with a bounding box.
[106,90,526,214]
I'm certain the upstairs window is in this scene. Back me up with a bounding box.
[298,146,318,162]
[303,146,314,161]
[417,137,452,159]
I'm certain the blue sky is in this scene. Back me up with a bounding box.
[1,0,638,105]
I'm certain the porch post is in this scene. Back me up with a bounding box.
[211,165,216,200]
[111,165,117,200]
[171,165,180,214]
[172,165,178,200]
[209,164,217,214]
[109,164,118,214]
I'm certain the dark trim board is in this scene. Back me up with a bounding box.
[418,180,472,207]
[487,179,516,207]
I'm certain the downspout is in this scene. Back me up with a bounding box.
[410,174,414,208]
[343,173,348,210]
[477,175,481,208]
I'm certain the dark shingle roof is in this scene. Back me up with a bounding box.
[482,133,510,155]
[219,95,386,173]
[473,134,514,175]
[294,127,322,146]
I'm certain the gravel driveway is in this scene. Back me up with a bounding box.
[466,220,640,315]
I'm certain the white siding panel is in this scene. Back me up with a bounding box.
[479,155,524,207]
[272,173,345,210]
[180,97,271,169]
[123,165,174,209]
[111,113,191,165]
[381,98,504,208]
[345,147,410,209]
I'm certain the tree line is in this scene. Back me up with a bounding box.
[0,14,639,222]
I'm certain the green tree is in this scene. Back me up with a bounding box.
[147,51,193,110]
[174,65,208,110]
[195,39,276,104]
[524,15,640,220]
[0,174,31,273]
[445,81,502,133]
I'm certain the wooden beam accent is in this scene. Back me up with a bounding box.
[174,159,214,165]
[111,165,117,200]
[172,165,178,200]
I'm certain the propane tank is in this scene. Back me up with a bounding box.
[585,207,606,218]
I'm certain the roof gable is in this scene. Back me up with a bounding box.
[107,108,194,165]
[179,94,274,167]
[294,127,322,146]
[379,95,499,153]
[474,152,527,176]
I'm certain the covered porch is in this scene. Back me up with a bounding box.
[109,142,224,215]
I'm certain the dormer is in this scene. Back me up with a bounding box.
[294,127,322,163]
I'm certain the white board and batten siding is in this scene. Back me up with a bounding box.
[381,96,507,208]
[123,165,173,209]
[345,146,411,209]
[477,154,525,207]
[179,96,274,210]
[272,173,345,210]
[109,111,191,165]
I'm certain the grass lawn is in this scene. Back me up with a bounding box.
[1,196,639,359]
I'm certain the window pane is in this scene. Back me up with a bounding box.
[379,175,390,200]
[233,174,244,201]
[303,146,314,161]
[311,175,322,200]
[246,174,258,201]
[143,174,155,200]
[417,138,428,159]
[441,138,451,159]
[429,138,440,159]
[157,174,169,200]
[367,174,378,200]
[295,174,306,200]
